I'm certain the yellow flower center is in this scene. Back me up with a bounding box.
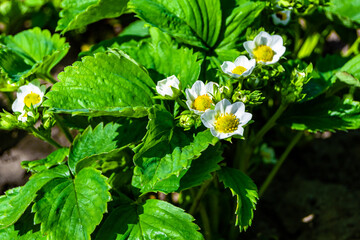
[231,66,247,75]
[193,95,212,112]
[214,113,240,133]
[276,12,287,20]
[24,92,41,107]
[253,45,274,62]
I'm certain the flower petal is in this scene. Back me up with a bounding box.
[254,31,272,46]
[243,41,255,57]
[215,99,231,113]
[201,110,216,128]
[233,126,244,137]
[221,61,235,75]
[239,112,252,125]
[205,82,218,96]
[269,35,284,50]
[192,81,205,95]
[225,101,245,115]
[234,55,249,66]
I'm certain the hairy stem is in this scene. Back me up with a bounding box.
[199,203,212,240]
[29,126,62,149]
[189,178,212,215]
[54,114,73,143]
[251,103,288,146]
[175,98,188,109]
[240,103,288,172]
[259,131,303,197]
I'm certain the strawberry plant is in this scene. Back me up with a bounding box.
[0,0,359,239]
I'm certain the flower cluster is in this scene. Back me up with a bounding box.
[155,31,286,140]
[12,80,46,122]
[221,31,286,78]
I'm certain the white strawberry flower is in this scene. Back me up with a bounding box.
[201,99,252,139]
[243,31,286,65]
[271,10,291,26]
[156,75,181,99]
[12,80,46,122]
[221,56,256,78]
[185,81,218,115]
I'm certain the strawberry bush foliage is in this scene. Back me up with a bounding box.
[1,0,360,239]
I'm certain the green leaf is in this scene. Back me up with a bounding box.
[326,0,360,25]
[338,54,360,84]
[17,231,47,240]
[335,71,360,87]
[301,55,348,101]
[179,144,222,191]
[133,106,218,194]
[69,123,120,174]
[0,224,18,239]
[56,0,129,34]
[0,165,70,228]
[218,167,258,232]
[44,51,155,117]
[129,0,222,49]
[0,27,70,83]
[21,148,69,173]
[124,27,202,89]
[32,168,111,240]
[217,1,265,50]
[95,199,204,240]
[280,96,360,132]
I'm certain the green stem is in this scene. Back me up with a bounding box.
[175,98,188,109]
[258,131,302,197]
[29,126,62,149]
[199,203,212,240]
[239,103,288,172]
[250,103,288,146]
[189,178,212,215]
[39,73,57,84]
[54,114,73,143]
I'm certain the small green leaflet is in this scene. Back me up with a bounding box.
[132,106,218,194]
[336,54,360,87]
[32,168,111,240]
[95,199,204,240]
[129,0,222,49]
[218,167,258,232]
[21,148,69,173]
[44,51,155,117]
[326,0,360,25]
[0,225,18,240]
[178,144,223,191]
[0,27,69,83]
[301,55,348,101]
[0,165,70,228]
[280,96,360,132]
[56,0,129,34]
[68,123,121,174]
[121,27,203,90]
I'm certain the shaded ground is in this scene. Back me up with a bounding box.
[243,131,360,240]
